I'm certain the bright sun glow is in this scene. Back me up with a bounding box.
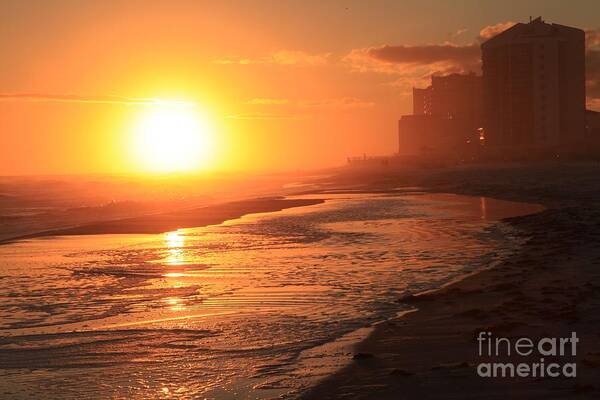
[132,106,215,172]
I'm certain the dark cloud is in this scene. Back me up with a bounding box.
[366,44,480,67]
[351,21,516,71]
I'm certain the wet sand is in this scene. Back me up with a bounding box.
[303,163,600,399]
[0,197,323,244]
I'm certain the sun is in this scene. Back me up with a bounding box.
[131,105,215,173]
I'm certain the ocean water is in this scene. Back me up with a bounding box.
[0,192,542,399]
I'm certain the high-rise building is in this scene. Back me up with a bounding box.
[412,73,482,125]
[481,17,586,148]
[399,73,483,157]
[429,73,483,126]
[412,87,431,115]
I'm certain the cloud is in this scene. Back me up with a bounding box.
[478,21,516,41]
[270,50,331,66]
[226,112,307,120]
[385,74,437,94]
[246,96,375,110]
[247,98,290,105]
[451,28,469,38]
[235,97,374,120]
[344,43,481,79]
[298,97,375,109]
[215,50,331,66]
[0,93,193,106]
[367,43,480,66]
[343,21,521,81]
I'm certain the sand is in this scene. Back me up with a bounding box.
[302,163,600,399]
[0,197,323,244]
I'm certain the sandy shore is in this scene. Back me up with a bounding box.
[3,163,600,398]
[0,197,323,244]
[303,163,600,399]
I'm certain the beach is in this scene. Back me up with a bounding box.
[303,163,600,399]
[0,197,324,243]
[1,163,600,398]
[0,171,544,399]
[3,1,600,398]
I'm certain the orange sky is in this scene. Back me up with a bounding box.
[1,0,599,175]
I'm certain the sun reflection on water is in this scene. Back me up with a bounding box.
[163,272,186,277]
[165,230,185,247]
[480,196,487,220]
[164,229,185,265]
[164,297,186,311]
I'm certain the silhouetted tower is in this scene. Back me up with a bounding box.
[481,17,585,148]
[412,87,431,115]
[412,73,483,127]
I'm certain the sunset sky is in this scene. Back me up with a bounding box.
[1,0,599,175]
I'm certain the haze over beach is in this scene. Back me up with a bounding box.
[2,1,600,399]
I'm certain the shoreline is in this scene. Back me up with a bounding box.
[293,196,540,398]
[0,197,324,245]
[246,189,542,399]
[1,185,542,399]
[301,164,600,399]
[1,187,528,399]
[4,164,600,398]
